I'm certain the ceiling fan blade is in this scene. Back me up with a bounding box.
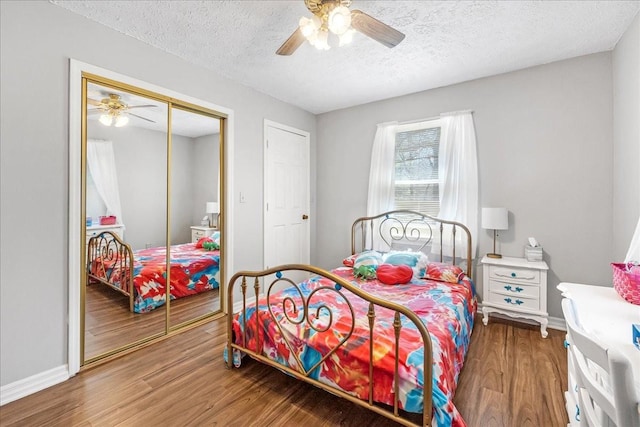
[276,27,306,56]
[125,111,156,123]
[127,104,159,110]
[350,10,405,48]
[87,98,102,106]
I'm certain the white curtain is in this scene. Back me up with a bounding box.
[87,139,124,225]
[625,216,640,263]
[366,122,398,250]
[436,111,478,258]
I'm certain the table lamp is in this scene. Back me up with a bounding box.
[482,207,508,258]
[206,202,219,228]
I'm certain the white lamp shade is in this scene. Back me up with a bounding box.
[482,207,508,230]
[99,114,113,126]
[206,202,219,214]
[114,115,129,127]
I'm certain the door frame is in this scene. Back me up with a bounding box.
[68,59,235,376]
[262,119,311,274]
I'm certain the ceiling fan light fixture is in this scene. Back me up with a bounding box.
[99,113,113,126]
[328,5,351,35]
[338,28,356,46]
[277,0,404,56]
[114,115,129,128]
[314,29,330,50]
[298,16,316,38]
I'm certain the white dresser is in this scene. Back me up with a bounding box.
[481,255,549,337]
[190,226,217,243]
[558,282,640,426]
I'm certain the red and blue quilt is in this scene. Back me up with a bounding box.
[90,242,220,313]
[232,266,476,427]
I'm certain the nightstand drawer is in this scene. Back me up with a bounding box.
[489,265,540,284]
[192,230,206,240]
[487,290,539,311]
[191,226,217,243]
[489,280,539,299]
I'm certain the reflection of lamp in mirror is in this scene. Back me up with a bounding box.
[206,202,219,229]
[482,207,508,258]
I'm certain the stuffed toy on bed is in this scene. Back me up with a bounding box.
[352,250,382,280]
[202,241,219,251]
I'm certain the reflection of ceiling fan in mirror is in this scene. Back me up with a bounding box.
[277,0,405,55]
[88,93,157,127]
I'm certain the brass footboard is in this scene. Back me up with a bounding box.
[86,231,135,312]
[226,264,433,427]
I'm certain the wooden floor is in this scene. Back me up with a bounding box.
[85,284,220,359]
[1,315,568,427]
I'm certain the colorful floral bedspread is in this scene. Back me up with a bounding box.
[90,242,220,313]
[231,267,476,427]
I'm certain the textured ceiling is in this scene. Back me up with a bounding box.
[52,0,640,114]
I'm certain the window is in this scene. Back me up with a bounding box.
[394,120,441,216]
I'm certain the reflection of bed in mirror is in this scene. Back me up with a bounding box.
[87,231,220,313]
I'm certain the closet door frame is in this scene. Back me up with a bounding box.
[68,59,235,375]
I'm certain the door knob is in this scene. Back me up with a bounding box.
[302,214,309,220]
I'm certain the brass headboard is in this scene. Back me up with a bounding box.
[351,210,473,278]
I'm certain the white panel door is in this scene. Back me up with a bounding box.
[264,122,310,291]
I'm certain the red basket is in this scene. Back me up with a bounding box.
[611,263,640,305]
[99,215,117,225]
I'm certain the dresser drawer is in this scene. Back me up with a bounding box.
[489,265,540,284]
[487,290,540,311]
[489,280,539,299]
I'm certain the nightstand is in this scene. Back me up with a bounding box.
[481,255,549,338]
[190,226,217,243]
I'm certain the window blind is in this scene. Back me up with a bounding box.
[394,125,441,217]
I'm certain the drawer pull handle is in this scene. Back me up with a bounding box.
[495,271,536,280]
[504,285,524,292]
[504,297,523,305]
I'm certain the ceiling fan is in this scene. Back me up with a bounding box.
[277,0,405,55]
[88,93,157,127]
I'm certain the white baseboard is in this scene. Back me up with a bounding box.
[547,316,566,331]
[0,365,69,406]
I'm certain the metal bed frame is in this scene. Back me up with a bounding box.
[226,210,473,426]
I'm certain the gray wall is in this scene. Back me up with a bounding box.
[612,12,640,261]
[316,52,614,321]
[88,125,171,250]
[0,1,316,387]
[192,134,220,227]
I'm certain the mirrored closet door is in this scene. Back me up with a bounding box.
[81,74,225,364]
[168,106,222,330]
